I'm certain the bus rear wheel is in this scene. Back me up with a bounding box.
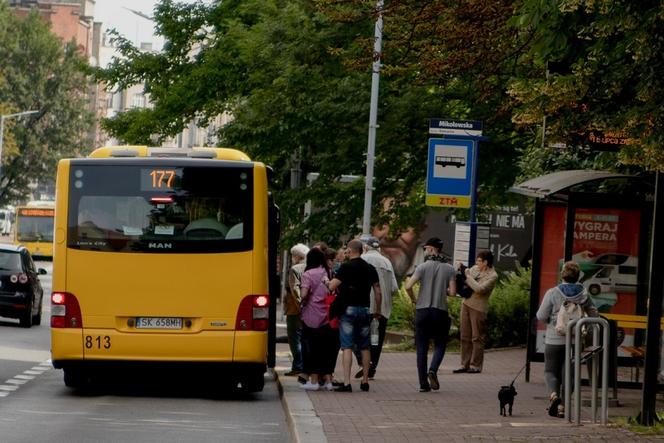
[240,370,265,393]
[63,367,90,389]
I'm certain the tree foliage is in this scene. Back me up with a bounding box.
[0,3,93,205]
[510,0,664,172]
[98,0,535,246]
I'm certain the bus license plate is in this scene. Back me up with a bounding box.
[135,317,183,329]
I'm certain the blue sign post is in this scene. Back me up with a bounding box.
[427,118,488,266]
[426,138,475,208]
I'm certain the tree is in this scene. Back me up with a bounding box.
[98,0,537,246]
[509,0,664,172]
[0,3,93,205]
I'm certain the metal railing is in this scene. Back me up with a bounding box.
[564,317,610,425]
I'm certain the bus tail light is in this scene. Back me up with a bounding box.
[51,292,83,328]
[236,295,270,331]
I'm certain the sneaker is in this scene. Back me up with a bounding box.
[301,381,320,391]
[354,369,364,379]
[427,371,440,390]
[548,393,561,417]
[452,367,468,374]
[323,383,334,391]
[334,384,352,392]
[368,367,376,380]
[297,376,307,385]
[360,382,369,392]
[419,385,431,392]
[284,369,301,376]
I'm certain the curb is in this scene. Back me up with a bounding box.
[274,352,327,443]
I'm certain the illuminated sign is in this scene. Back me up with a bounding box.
[140,169,181,191]
[18,208,54,217]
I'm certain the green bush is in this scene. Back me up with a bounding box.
[387,287,415,332]
[486,264,531,348]
[387,264,531,350]
[447,265,531,349]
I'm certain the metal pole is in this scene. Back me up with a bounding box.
[565,319,575,423]
[0,116,5,181]
[640,170,664,425]
[591,324,598,423]
[361,0,383,235]
[574,320,582,425]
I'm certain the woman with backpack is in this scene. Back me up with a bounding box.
[536,261,598,418]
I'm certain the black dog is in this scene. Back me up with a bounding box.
[498,383,517,416]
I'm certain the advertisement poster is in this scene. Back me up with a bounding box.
[535,205,641,356]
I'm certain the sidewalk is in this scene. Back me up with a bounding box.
[275,343,662,442]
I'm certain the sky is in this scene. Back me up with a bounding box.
[93,0,201,51]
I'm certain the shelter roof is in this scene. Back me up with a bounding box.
[510,170,633,199]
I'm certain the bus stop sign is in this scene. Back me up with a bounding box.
[426,138,475,208]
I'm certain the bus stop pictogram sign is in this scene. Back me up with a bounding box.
[426,138,474,208]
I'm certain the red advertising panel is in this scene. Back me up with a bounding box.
[536,205,641,356]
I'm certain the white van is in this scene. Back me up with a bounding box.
[0,209,12,236]
[584,256,638,295]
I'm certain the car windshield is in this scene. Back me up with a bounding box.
[0,251,22,271]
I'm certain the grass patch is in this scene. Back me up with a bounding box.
[611,415,664,434]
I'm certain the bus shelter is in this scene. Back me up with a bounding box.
[510,170,655,387]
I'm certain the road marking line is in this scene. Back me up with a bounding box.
[0,359,51,400]
[14,375,35,380]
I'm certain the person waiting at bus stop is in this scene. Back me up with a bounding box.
[536,261,598,418]
[325,239,382,392]
[405,237,456,392]
[284,243,309,377]
[353,235,399,381]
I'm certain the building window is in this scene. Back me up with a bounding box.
[132,93,145,108]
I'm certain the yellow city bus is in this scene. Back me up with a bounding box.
[51,146,279,391]
[14,201,55,259]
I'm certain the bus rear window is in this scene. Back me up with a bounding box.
[67,163,253,253]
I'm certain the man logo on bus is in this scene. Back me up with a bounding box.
[148,242,173,249]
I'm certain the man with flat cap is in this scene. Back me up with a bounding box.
[405,237,456,392]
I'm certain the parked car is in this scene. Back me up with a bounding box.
[0,244,46,327]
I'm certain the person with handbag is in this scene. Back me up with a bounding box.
[405,237,456,392]
[453,250,498,375]
[299,248,336,391]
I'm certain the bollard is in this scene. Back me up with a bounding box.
[565,317,610,425]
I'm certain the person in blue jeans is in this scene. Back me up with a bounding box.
[405,237,456,392]
[325,239,382,392]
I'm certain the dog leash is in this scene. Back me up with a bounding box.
[510,362,528,386]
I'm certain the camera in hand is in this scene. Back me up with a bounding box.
[456,264,473,298]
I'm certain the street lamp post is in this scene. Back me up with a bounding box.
[0,110,40,181]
